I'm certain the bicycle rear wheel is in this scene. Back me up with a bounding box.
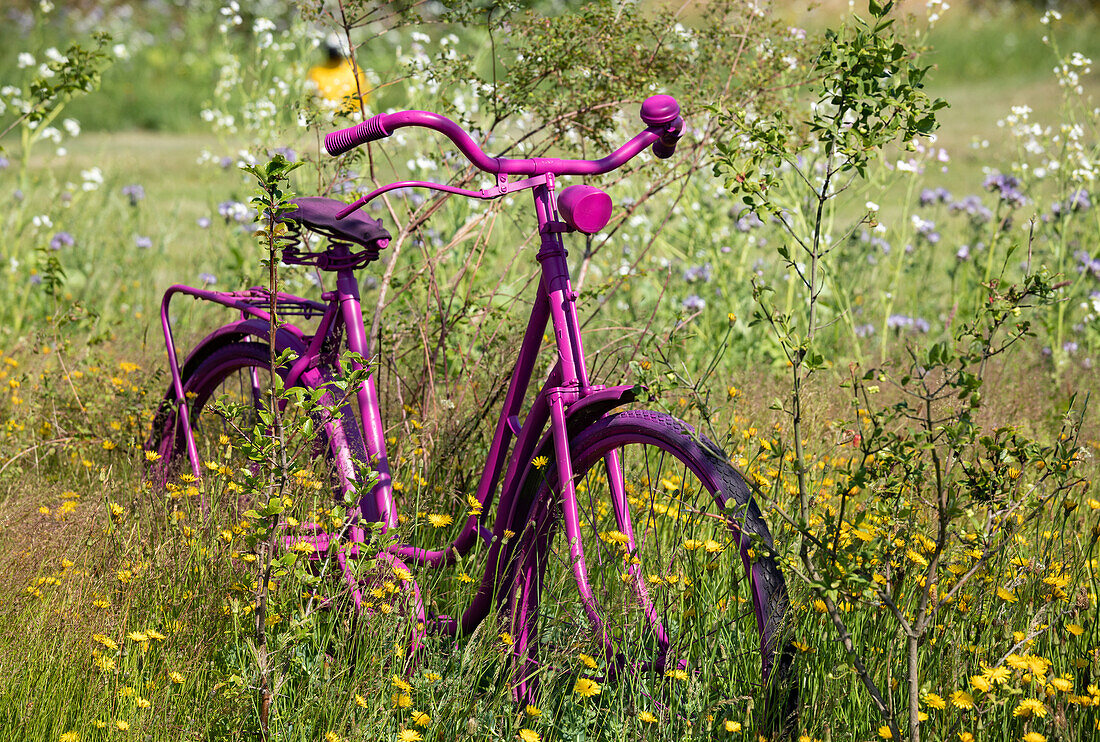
[508,410,796,735]
[148,340,367,506]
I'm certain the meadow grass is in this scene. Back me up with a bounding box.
[2,2,1100,741]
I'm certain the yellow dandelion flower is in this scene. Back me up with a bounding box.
[525,704,541,717]
[996,587,1018,603]
[666,668,689,681]
[579,653,597,669]
[602,530,629,546]
[499,632,514,646]
[878,725,893,739]
[391,675,412,693]
[958,734,974,742]
[532,456,549,470]
[906,549,928,567]
[951,690,975,709]
[392,692,412,708]
[1006,654,1029,671]
[1012,698,1046,718]
[986,666,1011,685]
[144,450,162,462]
[1066,623,1084,636]
[1051,676,1073,693]
[93,634,119,651]
[424,672,441,683]
[145,629,166,641]
[126,631,149,643]
[922,692,946,710]
[60,732,79,742]
[115,720,129,731]
[397,731,421,742]
[573,677,601,697]
[466,494,483,516]
[168,671,184,684]
[457,571,475,583]
[725,720,742,733]
[639,711,658,723]
[427,513,452,528]
[412,711,430,727]
[355,694,368,708]
[518,730,540,742]
[1022,733,1046,742]
[135,697,150,709]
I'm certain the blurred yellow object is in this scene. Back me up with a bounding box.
[308,58,369,109]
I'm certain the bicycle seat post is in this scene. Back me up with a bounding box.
[332,265,398,529]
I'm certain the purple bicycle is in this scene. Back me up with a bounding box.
[150,95,796,732]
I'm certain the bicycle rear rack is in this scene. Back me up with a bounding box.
[158,284,331,478]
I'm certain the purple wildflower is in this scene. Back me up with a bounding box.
[1051,189,1092,219]
[121,184,145,206]
[683,263,713,284]
[218,200,251,223]
[887,314,930,333]
[197,216,211,229]
[49,231,74,250]
[135,235,152,249]
[854,323,876,338]
[199,272,217,285]
[919,187,952,207]
[735,212,765,232]
[271,146,297,162]
[956,245,970,261]
[0,156,9,170]
[1075,250,1100,279]
[911,215,940,245]
[681,294,706,312]
[982,172,1028,208]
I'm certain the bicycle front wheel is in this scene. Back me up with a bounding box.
[508,410,796,734]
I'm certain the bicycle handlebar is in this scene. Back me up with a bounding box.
[324,95,683,176]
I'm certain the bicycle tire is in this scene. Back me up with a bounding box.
[507,409,797,735]
[149,340,369,500]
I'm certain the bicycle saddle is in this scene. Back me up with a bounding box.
[283,197,391,249]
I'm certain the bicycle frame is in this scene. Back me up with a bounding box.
[158,173,639,639]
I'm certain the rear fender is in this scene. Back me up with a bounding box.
[177,319,310,381]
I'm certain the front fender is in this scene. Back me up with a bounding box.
[511,384,643,507]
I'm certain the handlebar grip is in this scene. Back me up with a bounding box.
[652,139,677,159]
[652,116,684,159]
[324,114,391,156]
